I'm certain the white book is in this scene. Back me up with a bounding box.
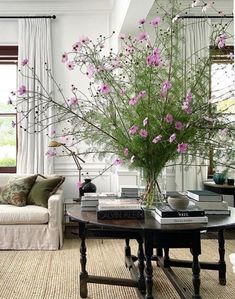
[187,190,222,202]
[98,199,141,210]
[189,200,228,210]
[152,211,208,224]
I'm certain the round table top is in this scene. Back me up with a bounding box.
[67,205,235,232]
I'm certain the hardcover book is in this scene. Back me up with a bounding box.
[97,208,144,220]
[187,190,222,202]
[155,203,205,218]
[152,211,208,224]
[98,199,141,210]
[189,199,228,211]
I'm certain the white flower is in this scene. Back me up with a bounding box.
[192,0,200,8]
[130,155,135,163]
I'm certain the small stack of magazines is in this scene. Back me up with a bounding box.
[81,192,117,211]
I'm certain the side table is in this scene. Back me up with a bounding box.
[203,181,235,207]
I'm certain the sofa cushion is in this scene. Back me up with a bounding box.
[27,175,65,208]
[0,175,38,207]
[0,204,49,224]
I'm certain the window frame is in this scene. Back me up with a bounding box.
[0,45,18,173]
[208,45,234,178]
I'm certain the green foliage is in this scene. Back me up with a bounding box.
[0,157,16,167]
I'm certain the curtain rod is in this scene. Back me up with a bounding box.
[180,15,233,19]
[0,15,56,19]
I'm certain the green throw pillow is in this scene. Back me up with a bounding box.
[27,175,65,208]
[0,175,38,207]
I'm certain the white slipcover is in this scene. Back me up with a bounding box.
[0,174,63,250]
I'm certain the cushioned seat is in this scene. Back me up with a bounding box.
[0,204,49,224]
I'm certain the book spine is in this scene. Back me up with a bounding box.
[156,210,205,218]
[97,209,144,220]
[152,212,208,224]
[98,205,141,210]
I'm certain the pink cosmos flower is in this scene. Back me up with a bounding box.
[162,80,172,92]
[138,90,146,98]
[165,113,173,124]
[136,31,149,42]
[143,117,148,126]
[217,34,226,49]
[62,53,68,63]
[124,148,129,157]
[139,129,148,138]
[138,18,146,25]
[18,85,26,95]
[48,129,56,138]
[129,125,138,135]
[67,61,75,70]
[87,64,97,79]
[169,133,176,143]
[150,17,161,27]
[186,91,193,102]
[67,96,78,107]
[46,148,57,158]
[72,42,81,51]
[21,58,28,66]
[152,135,162,143]
[79,35,90,44]
[114,158,123,166]
[175,121,183,130]
[99,83,111,94]
[129,97,138,105]
[177,143,188,153]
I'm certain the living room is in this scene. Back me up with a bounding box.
[0,0,234,298]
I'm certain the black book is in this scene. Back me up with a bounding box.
[97,208,144,220]
[155,203,205,218]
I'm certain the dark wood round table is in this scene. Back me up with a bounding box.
[68,205,235,299]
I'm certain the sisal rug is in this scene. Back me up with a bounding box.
[0,238,235,299]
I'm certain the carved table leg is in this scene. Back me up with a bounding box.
[79,222,88,298]
[137,237,146,294]
[191,248,201,299]
[125,238,131,268]
[156,248,163,266]
[164,248,170,267]
[218,229,226,285]
[145,233,153,299]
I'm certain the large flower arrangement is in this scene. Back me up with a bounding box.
[16,0,234,206]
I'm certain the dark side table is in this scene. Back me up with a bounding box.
[68,205,235,299]
[204,181,235,207]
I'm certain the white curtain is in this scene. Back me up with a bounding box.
[17,19,53,174]
[174,18,211,191]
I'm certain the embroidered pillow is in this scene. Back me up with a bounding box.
[27,175,65,208]
[0,175,38,207]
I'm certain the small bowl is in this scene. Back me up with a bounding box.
[167,195,189,210]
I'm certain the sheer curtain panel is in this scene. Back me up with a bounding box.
[17,18,53,174]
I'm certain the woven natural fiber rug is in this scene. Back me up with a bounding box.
[1,238,235,299]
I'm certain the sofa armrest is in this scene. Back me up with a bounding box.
[48,189,64,225]
[47,189,64,248]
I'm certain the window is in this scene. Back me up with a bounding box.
[0,46,18,173]
[208,46,235,177]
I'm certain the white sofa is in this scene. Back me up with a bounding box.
[0,174,64,250]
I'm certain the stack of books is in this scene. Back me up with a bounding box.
[120,186,139,198]
[187,190,230,215]
[81,192,117,211]
[153,203,208,224]
[97,198,144,220]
